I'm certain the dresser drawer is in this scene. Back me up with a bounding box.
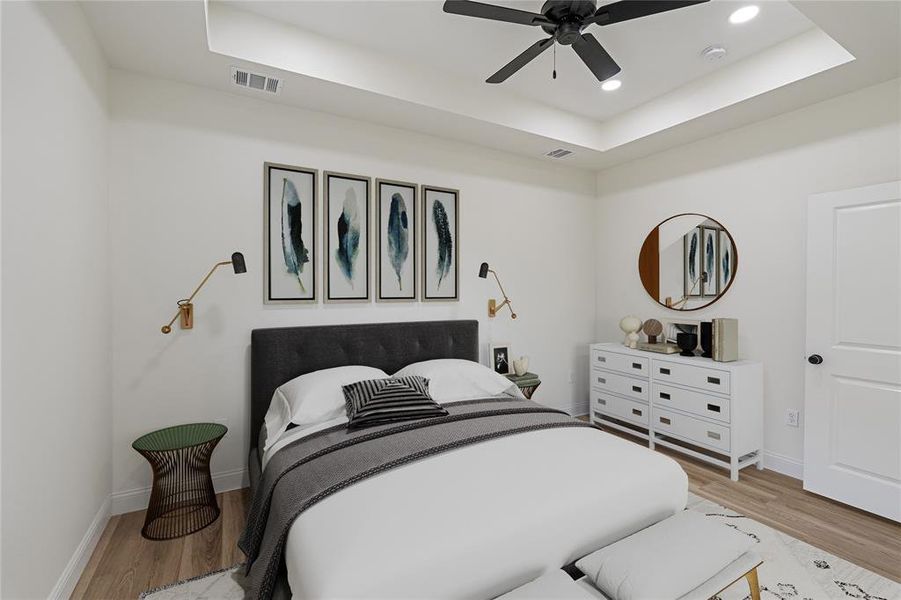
[652,407,731,453]
[651,360,731,394]
[590,370,648,402]
[591,390,649,427]
[653,383,730,423]
[590,349,649,378]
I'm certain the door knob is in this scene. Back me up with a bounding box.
[808,354,823,365]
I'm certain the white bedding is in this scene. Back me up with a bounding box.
[279,424,688,599]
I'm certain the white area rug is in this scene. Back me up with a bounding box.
[141,494,900,600]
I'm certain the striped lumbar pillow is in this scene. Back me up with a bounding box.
[343,376,448,429]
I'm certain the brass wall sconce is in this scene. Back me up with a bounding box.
[478,262,517,319]
[161,252,246,334]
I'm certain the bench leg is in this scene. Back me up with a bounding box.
[745,567,761,600]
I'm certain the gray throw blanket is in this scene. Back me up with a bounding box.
[239,398,591,600]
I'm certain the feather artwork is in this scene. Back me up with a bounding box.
[432,199,453,288]
[386,193,409,289]
[688,232,698,283]
[705,233,715,280]
[335,188,361,285]
[280,178,309,293]
[721,248,731,286]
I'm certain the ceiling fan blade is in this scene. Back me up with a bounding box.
[571,33,621,82]
[487,37,555,84]
[588,0,709,26]
[443,1,553,27]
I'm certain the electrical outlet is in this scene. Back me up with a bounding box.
[786,409,800,428]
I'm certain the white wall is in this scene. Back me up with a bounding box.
[108,71,597,508]
[0,3,111,598]
[594,79,901,475]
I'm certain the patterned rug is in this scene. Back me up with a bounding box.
[141,494,900,599]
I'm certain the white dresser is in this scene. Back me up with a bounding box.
[589,343,763,481]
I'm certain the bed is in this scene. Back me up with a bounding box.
[245,320,688,600]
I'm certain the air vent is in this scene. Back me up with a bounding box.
[231,67,282,95]
[545,148,573,159]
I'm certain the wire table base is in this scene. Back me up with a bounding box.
[133,423,227,540]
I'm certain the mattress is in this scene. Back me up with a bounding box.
[274,425,687,599]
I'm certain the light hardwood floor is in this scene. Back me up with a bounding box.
[73,428,900,599]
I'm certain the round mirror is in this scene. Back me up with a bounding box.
[638,214,737,311]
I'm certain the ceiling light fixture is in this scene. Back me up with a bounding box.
[729,5,759,24]
[601,79,622,91]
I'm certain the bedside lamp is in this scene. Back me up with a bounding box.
[478,262,517,319]
[161,252,246,334]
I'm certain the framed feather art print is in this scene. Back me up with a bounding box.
[264,163,317,304]
[422,185,459,301]
[325,171,371,302]
[376,179,417,301]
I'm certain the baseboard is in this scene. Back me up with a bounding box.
[48,496,111,600]
[762,450,803,480]
[111,467,249,515]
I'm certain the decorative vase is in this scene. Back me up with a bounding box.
[619,315,642,347]
[700,322,713,358]
[513,356,530,376]
[677,333,698,357]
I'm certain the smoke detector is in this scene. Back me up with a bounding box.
[701,45,728,62]
[231,66,282,94]
[545,148,573,159]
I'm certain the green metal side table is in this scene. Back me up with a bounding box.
[506,372,541,399]
[132,422,227,540]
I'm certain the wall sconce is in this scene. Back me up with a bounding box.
[478,262,517,319]
[161,252,246,334]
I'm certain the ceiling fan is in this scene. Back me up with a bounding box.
[443,0,709,84]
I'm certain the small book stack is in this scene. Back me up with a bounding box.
[712,318,739,362]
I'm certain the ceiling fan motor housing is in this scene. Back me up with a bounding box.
[541,0,597,43]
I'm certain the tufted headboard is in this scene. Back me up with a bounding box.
[250,320,479,452]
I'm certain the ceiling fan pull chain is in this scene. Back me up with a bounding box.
[552,43,557,80]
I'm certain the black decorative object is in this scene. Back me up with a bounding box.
[264,163,317,303]
[132,423,227,540]
[677,332,698,357]
[442,0,709,84]
[700,321,713,358]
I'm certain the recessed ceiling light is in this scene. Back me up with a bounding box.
[601,79,622,92]
[729,5,759,24]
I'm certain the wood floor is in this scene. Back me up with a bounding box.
[73,430,900,599]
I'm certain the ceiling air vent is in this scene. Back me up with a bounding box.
[545,148,573,159]
[231,67,282,95]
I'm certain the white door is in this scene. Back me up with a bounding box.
[804,181,901,521]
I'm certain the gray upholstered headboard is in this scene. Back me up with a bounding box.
[250,320,479,451]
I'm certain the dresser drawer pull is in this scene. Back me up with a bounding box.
[707,403,721,413]
[659,416,671,425]
[632,385,642,393]
[659,392,671,400]
[597,356,606,362]
[659,367,671,375]
[632,408,643,417]
[597,398,606,405]
[632,362,643,370]
[707,376,721,385]
[707,431,721,441]
[597,377,606,384]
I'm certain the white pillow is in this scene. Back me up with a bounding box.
[262,365,388,451]
[393,359,522,403]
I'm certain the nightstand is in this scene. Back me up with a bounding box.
[132,422,227,540]
[506,372,541,399]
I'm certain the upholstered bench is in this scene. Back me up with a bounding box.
[499,511,762,600]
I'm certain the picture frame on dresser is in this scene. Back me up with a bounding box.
[421,185,459,301]
[324,171,371,302]
[263,162,318,304]
[588,342,763,481]
[375,179,417,302]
